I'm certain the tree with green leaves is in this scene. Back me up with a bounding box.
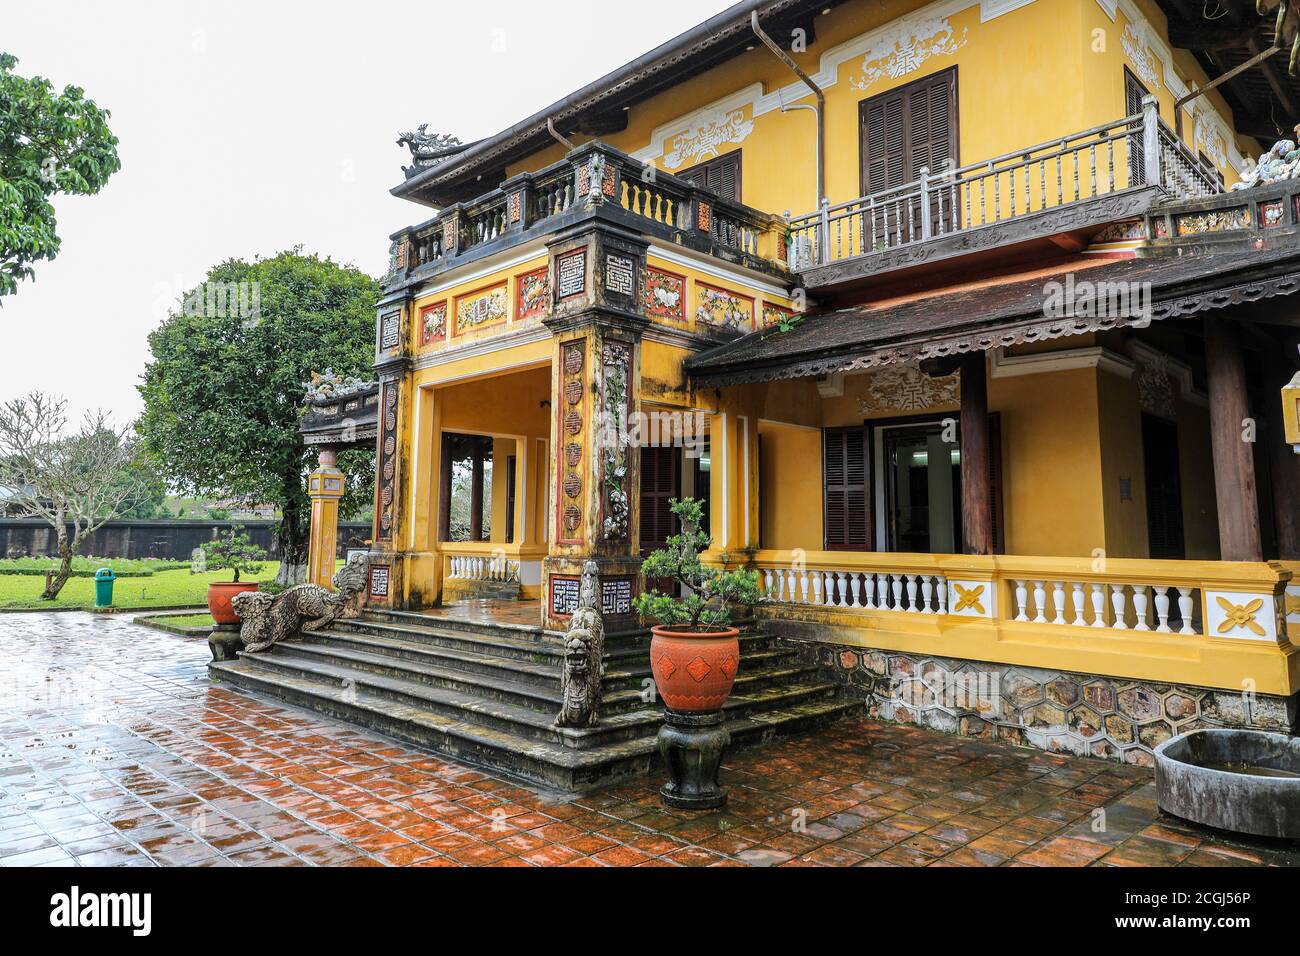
[138,250,379,585]
[0,391,150,599]
[200,525,266,583]
[633,497,761,631]
[0,52,121,298]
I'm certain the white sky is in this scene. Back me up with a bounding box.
[2,0,733,423]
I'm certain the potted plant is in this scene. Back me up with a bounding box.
[200,525,267,624]
[633,498,761,713]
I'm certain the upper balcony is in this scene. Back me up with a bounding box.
[785,97,1222,297]
[382,141,789,294]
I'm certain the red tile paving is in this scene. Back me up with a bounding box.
[1,611,1297,867]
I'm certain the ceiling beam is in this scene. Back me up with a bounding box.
[1247,37,1300,126]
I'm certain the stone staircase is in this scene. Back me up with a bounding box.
[208,608,858,791]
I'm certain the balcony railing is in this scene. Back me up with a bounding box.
[389,142,787,285]
[733,550,1296,651]
[786,95,1221,269]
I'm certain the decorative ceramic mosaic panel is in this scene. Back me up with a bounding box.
[557,339,586,545]
[419,301,447,345]
[695,282,752,331]
[455,284,507,333]
[1174,207,1251,236]
[643,268,685,322]
[760,303,795,329]
[516,268,549,322]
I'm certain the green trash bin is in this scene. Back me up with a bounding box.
[94,567,116,608]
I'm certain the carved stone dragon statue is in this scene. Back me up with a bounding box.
[397,125,470,177]
[232,552,369,654]
[554,561,605,728]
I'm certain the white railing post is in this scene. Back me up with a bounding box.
[817,198,830,265]
[1141,94,1161,188]
[918,166,932,241]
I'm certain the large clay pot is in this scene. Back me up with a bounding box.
[207,581,259,625]
[649,625,740,713]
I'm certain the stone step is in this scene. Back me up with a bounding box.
[273,638,822,717]
[339,612,780,665]
[225,643,842,750]
[208,656,859,791]
[307,626,798,695]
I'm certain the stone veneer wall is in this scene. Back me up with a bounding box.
[796,641,1298,767]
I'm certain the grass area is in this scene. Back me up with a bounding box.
[0,564,282,611]
[0,555,192,577]
[151,612,217,628]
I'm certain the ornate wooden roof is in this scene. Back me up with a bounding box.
[686,244,1300,386]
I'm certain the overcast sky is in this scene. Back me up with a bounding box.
[2,0,733,423]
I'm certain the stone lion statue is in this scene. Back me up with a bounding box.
[233,552,369,654]
[554,561,605,728]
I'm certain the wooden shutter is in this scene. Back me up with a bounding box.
[988,412,1005,555]
[675,149,742,202]
[1124,68,1150,186]
[824,427,871,550]
[861,68,957,237]
[639,444,679,553]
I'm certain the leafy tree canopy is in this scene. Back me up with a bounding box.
[0,52,121,298]
[137,250,379,581]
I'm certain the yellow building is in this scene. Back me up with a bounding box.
[320,0,1300,767]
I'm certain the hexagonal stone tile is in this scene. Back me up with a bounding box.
[1045,678,1080,707]
[838,650,860,670]
[1046,733,1088,756]
[1123,746,1155,768]
[1082,680,1115,713]
[861,651,889,676]
[1001,671,1044,709]
[1089,738,1119,760]
[919,660,947,683]
[1103,714,1135,743]
[1117,686,1162,722]
[1163,693,1197,721]
[1137,720,1174,750]
[889,655,916,677]
[959,715,994,738]
[1024,701,1068,729]
[1067,705,1104,738]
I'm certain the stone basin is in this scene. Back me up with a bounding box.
[1154,729,1300,839]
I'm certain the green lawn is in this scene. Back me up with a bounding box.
[0,564,283,611]
[0,555,192,576]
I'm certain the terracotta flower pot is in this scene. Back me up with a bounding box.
[207,581,259,625]
[649,625,740,713]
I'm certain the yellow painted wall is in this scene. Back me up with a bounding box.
[759,421,825,550]
[501,0,1253,219]
[1097,368,1150,558]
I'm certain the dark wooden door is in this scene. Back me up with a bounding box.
[860,67,958,241]
[1142,414,1185,559]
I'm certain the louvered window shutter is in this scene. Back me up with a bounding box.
[639,445,679,553]
[675,150,742,202]
[824,427,871,550]
[1124,68,1150,186]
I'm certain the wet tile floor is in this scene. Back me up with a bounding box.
[1,612,1297,867]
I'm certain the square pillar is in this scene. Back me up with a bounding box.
[306,449,345,588]
[540,218,649,633]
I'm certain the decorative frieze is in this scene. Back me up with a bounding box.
[662,106,754,170]
[600,341,632,543]
[517,267,550,322]
[856,363,960,413]
[419,301,447,345]
[1174,207,1251,236]
[557,340,587,545]
[695,282,752,331]
[604,253,634,296]
[376,383,399,540]
[557,250,586,300]
[455,283,508,333]
[643,268,685,322]
[848,15,967,91]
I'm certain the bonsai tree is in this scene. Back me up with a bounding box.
[200,525,266,583]
[633,498,761,631]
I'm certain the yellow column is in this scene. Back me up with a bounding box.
[307,448,346,588]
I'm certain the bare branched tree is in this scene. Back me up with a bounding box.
[0,391,150,599]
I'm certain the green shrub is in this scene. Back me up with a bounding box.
[199,525,266,583]
[632,497,760,631]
